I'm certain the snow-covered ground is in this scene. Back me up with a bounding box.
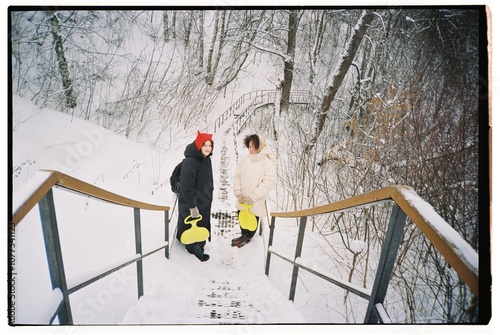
[10,94,310,327]
[7,2,499,332]
[9,94,491,335]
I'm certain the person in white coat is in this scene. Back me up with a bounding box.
[232,134,276,247]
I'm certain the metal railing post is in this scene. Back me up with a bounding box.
[38,189,73,324]
[164,210,170,259]
[364,204,407,323]
[265,216,276,276]
[289,216,307,301]
[133,208,144,298]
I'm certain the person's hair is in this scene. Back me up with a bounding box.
[243,134,260,150]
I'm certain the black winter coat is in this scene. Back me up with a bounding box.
[176,142,214,243]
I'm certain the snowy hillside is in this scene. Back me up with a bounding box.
[11,94,311,326]
[8,5,490,332]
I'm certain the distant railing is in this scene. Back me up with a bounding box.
[213,89,313,134]
[11,170,171,325]
[265,185,478,323]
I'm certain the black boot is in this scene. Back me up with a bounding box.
[231,235,245,246]
[199,253,210,261]
[233,235,251,248]
[187,244,210,262]
[199,244,210,262]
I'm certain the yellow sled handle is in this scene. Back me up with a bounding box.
[238,203,254,210]
[184,214,203,225]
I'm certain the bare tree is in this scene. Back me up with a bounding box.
[306,10,374,152]
[279,10,302,115]
[205,10,224,86]
[48,11,77,108]
[162,11,170,42]
[197,10,204,70]
[308,10,327,84]
[215,10,267,91]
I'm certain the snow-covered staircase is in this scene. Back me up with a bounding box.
[194,277,252,322]
[120,207,304,324]
[120,127,304,324]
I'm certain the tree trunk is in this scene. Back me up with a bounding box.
[279,10,300,116]
[309,10,327,83]
[162,11,169,42]
[205,11,220,85]
[49,11,77,109]
[212,11,226,79]
[172,11,177,39]
[183,12,193,48]
[306,10,374,152]
[197,11,204,70]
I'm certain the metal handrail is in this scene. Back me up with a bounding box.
[266,185,478,323]
[213,89,275,133]
[11,170,171,325]
[213,89,313,134]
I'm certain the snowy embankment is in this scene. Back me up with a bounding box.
[11,94,306,325]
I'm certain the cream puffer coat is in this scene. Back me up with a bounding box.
[233,136,276,218]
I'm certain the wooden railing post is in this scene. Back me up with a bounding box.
[289,216,307,301]
[364,204,407,323]
[133,208,144,298]
[38,189,73,324]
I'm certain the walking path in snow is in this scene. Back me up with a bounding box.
[120,128,305,324]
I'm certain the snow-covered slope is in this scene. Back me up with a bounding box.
[11,94,305,325]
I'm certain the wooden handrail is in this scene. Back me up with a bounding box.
[271,187,396,218]
[12,170,170,226]
[271,185,479,297]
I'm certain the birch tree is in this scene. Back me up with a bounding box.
[48,11,77,108]
[205,10,226,86]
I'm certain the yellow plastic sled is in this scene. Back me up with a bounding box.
[238,204,258,231]
[180,215,210,244]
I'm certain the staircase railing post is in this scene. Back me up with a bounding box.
[364,204,407,323]
[265,216,276,276]
[289,216,307,301]
[133,208,144,298]
[38,188,73,324]
[164,210,170,259]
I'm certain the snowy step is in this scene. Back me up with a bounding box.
[211,210,239,239]
[193,305,248,323]
[189,278,256,323]
[200,279,248,300]
[122,277,256,324]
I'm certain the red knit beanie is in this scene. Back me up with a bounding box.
[194,130,213,150]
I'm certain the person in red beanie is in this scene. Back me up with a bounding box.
[176,131,214,261]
